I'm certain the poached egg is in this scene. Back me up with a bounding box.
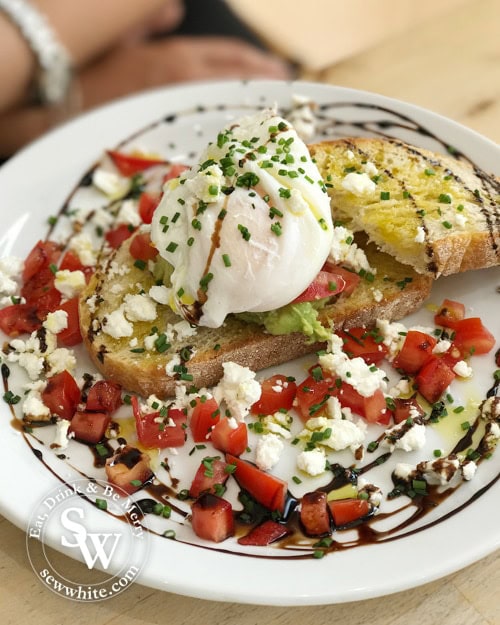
[151,109,334,328]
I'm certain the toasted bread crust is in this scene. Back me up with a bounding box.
[79,238,431,398]
[309,138,500,277]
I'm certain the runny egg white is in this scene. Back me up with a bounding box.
[150,109,334,328]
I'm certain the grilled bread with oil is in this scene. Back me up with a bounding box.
[79,236,432,399]
[310,138,500,277]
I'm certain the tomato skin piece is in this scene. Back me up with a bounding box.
[251,374,297,415]
[105,445,153,494]
[57,297,82,346]
[292,270,346,303]
[86,380,122,413]
[415,357,456,404]
[300,491,331,536]
[328,498,372,527]
[393,397,425,424]
[163,163,189,182]
[129,232,158,262]
[210,418,248,456]
[189,458,229,498]
[238,519,291,546]
[393,330,437,374]
[191,493,234,543]
[0,303,40,336]
[105,224,136,249]
[132,396,187,448]
[138,192,161,224]
[322,263,361,297]
[294,374,337,422]
[41,370,81,420]
[452,318,496,356]
[189,397,220,443]
[106,150,167,177]
[434,298,466,330]
[22,240,61,282]
[337,327,388,365]
[226,453,288,513]
[335,382,391,425]
[70,410,111,444]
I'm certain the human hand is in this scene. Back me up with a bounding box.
[80,35,292,109]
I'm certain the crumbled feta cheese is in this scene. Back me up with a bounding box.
[480,397,500,421]
[376,319,408,360]
[102,307,133,338]
[54,270,86,299]
[362,161,378,176]
[129,337,138,348]
[288,94,317,141]
[172,319,197,341]
[287,188,309,215]
[418,457,460,486]
[46,348,77,375]
[68,232,98,267]
[0,256,23,297]
[165,354,181,376]
[455,213,467,227]
[213,362,261,421]
[296,448,326,476]
[433,339,452,354]
[186,164,224,203]
[123,293,157,322]
[382,420,426,452]
[328,225,373,273]
[93,168,130,198]
[52,419,71,449]
[149,285,171,305]
[461,461,477,481]
[414,226,426,243]
[390,378,411,397]
[452,360,472,378]
[393,462,415,481]
[23,391,50,419]
[43,310,68,334]
[319,350,387,398]
[341,172,376,195]
[116,199,142,227]
[371,288,383,303]
[255,433,284,471]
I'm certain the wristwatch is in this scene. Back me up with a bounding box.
[0,0,76,108]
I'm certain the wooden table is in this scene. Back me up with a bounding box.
[1,0,498,622]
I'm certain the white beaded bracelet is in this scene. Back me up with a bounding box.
[0,0,75,107]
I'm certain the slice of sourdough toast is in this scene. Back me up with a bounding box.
[79,236,432,399]
[309,138,500,277]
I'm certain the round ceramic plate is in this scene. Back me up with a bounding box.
[0,80,499,605]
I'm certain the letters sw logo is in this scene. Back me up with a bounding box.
[60,507,122,570]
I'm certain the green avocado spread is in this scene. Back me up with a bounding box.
[153,258,330,342]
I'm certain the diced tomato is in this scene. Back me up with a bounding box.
[191,493,234,543]
[189,457,230,498]
[434,298,466,330]
[86,380,122,413]
[337,327,388,365]
[21,266,61,315]
[294,374,337,422]
[70,410,111,444]
[59,251,94,281]
[393,330,437,374]
[328,498,372,527]
[251,374,297,415]
[226,453,288,513]
[33,285,62,318]
[452,317,496,356]
[414,357,456,404]
[0,303,40,336]
[335,382,390,425]
[41,370,81,420]
[322,263,361,296]
[393,397,425,424]
[57,297,82,346]
[129,232,158,262]
[138,192,161,224]
[300,491,331,536]
[105,445,153,494]
[22,240,61,282]
[106,150,167,177]
[132,396,186,448]
[163,163,189,182]
[105,224,136,249]
[292,270,346,303]
[439,344,464,370]
[237,519,291,546]
[210,418,248,457]
[189,397,220,442]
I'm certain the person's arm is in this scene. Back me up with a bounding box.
[0,0,175,111]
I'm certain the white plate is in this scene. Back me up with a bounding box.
[0,80,499,606]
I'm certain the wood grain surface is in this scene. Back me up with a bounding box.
[1,0,499,622]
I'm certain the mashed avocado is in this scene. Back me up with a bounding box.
[237,301,331,342]
[153,258,330,342]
